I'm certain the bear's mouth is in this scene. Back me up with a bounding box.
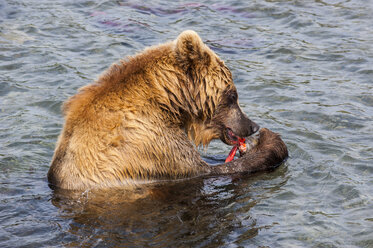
[223,127,243,146]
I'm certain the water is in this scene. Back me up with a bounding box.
[1,0,372,247]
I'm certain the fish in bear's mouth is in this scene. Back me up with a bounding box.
[225,128,242,145]
[224,128,247,163]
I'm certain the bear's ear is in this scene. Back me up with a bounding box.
[175,30,211,68]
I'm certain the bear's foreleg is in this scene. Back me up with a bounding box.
[208,128,288,175]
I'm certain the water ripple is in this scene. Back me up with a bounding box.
[1,0,373,247]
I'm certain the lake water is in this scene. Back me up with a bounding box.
[1,0,372,247]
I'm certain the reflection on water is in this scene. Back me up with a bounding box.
[51,168,288,247]
[1,0,373,247]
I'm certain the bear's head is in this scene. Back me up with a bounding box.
[174,30,259,147]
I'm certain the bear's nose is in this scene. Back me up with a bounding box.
[251,122,260,134]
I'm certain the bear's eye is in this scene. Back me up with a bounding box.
[227,91,238,104]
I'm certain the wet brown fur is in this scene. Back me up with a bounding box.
[48,30,288,190]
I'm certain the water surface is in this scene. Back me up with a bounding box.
[1,0,372,247]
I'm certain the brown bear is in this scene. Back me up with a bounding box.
[48,30,288,190]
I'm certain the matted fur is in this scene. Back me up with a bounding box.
[48,30,288,190]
